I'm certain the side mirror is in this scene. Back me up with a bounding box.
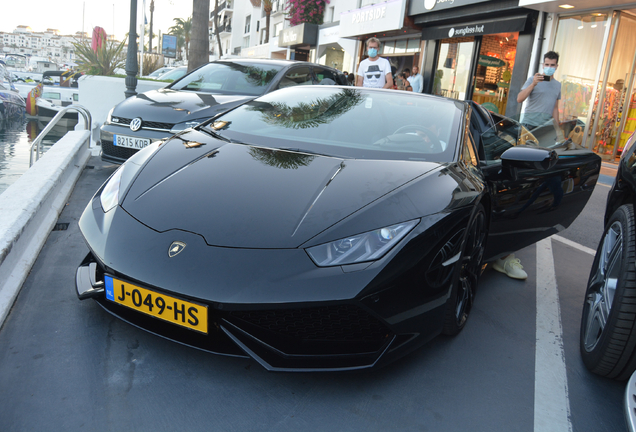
[501,145,558,171]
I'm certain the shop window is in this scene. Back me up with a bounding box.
[553,12,610,149]
[434,38,475,101]
[471,33,518,117]
[395,40,407,54]
[407,39,419,53]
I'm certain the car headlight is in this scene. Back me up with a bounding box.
[99,141,162,212]
[100,166,123,212]
[105,107,115,124]
[306,220,419,267]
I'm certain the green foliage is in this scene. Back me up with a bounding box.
[72,37,127,76]
[169,17,192,60]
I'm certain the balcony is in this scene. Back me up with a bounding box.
[271,0,285,16]
[218,23,232,35]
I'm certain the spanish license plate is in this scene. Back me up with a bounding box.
[113,134,151,149]
[104,275,208,333]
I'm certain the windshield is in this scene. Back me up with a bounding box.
[169,61,284,96]
[202,87,463,162]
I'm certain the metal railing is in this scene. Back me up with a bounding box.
[29,104,92,167]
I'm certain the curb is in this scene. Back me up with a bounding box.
[0,130,91,328]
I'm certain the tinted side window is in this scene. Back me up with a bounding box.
[277,67,313,89]
[313,67,341,85]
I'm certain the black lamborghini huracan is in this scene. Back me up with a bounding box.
[76,86,601,371]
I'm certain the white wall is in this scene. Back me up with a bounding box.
[78,75,165,146]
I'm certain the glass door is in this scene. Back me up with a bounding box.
[589,12,636,160]
[433,38,476,100]
[471,33,518,116]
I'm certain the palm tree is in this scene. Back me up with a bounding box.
[189,0,210,71]
[169,17,192,61]
[263,0,273,44]
[212,0,223,57]
[148,0,155,53]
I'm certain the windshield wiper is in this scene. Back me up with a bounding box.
[202,128,232,143]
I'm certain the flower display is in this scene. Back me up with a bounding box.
[285,0,329,26]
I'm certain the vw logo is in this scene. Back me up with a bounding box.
[130,117,143,132]
[168,241,187,258]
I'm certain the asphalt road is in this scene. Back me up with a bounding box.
[0,157,626,431]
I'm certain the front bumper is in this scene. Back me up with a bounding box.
[76,251,404,371]
[100,124,173,164]
[76,194,461,371]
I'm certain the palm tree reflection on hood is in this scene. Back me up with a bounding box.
[248,147,315,170]
[246,89,364,129]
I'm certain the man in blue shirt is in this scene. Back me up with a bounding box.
[408,65,423,93]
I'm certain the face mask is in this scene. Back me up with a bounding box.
[368,48,378,58]
[544,67,556,76]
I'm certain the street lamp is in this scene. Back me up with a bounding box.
[125,0,139,98]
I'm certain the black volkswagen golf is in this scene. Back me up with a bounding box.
[100,59,347,164]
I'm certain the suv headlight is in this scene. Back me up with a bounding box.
[306,220,419,267]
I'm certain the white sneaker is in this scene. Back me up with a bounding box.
[492,254,528,280]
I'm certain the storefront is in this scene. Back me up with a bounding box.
[316,25,357,74]
[545,8,636,160]
[278,23,319,62]
[339,0,422,81]
[409,0,539,116]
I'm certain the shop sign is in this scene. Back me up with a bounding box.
[339,0,406,38]
[278,23,319,48]
[408,0,490,16]
[421,15,527,40]
[319,26,341,45]
[478,55,506,68]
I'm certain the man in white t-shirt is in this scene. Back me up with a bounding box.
[356,37,393,89]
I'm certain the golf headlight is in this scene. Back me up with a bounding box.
[105,107,115,124]
[99,141,162,212]
[306,220,419,267]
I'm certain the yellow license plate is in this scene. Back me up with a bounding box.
[104,275,208,334]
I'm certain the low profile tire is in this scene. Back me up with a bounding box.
[580,204,636,380]
[443,204,487,336]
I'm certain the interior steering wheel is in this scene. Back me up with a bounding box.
[393,125,443,153]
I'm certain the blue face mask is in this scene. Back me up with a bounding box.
[544,67,556,76]
[368,48,378,58]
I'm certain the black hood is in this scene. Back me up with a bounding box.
[121,132,442,248]
[112,88,253,123]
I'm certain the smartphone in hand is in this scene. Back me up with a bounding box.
[543,75,551,82]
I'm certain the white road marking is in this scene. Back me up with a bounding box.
[535,238,573,432]
[551,234,596,256]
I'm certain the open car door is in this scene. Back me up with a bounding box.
[468,102,602,261]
